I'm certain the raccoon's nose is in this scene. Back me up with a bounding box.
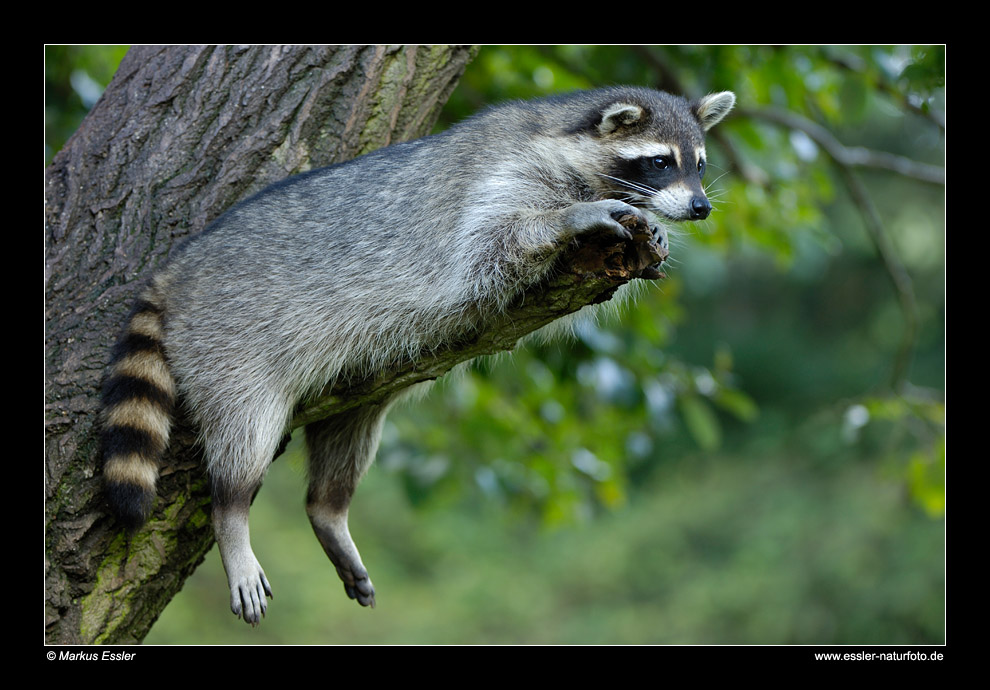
[690,197,712,220]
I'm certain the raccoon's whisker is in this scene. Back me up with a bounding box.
[707,169,730,187]
[597,173,659,197]
[614,194,646,207]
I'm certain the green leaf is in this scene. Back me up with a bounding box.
[907,440,945,518]
[715,388,760,422]
[679,395,722,451]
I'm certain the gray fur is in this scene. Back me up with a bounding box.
[104,86,734,624]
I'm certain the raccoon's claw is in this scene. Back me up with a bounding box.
[650,224,669,251]
[609,208,650,241]
[338,565,376,608]
[230,570,273,626]
[608,215,635,241]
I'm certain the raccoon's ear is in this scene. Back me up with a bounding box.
[598,102,645,136]
[693,91,736,131]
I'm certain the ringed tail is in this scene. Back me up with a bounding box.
[101,283,176,529]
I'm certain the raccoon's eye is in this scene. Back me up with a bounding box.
[652,156,672,171]
[697,159,707,177]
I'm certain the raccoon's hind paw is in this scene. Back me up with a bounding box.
[229,566,273,626]
[309,507,376,608]
[337,563,376,608]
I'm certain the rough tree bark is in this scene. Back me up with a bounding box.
[44,44,664,644]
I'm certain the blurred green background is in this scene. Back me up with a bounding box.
[46,45,945,644]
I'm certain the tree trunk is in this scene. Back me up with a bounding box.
[45,44,478,645]
[44,44,663,644]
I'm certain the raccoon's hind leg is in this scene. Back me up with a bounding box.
[206,406,286,625]
[212,483,273,625]
[304,403,390,608]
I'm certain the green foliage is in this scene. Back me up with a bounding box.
[44,45,128,166]
[854,394,946,517]
[403,45,945,525]
[147,441,944,644]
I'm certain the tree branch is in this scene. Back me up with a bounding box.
[741,105,944,186]
[292,216,666,429]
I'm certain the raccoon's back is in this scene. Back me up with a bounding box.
[156,148,487,403]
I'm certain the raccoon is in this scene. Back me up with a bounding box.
[101,86,735,625]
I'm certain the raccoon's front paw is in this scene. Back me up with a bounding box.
[336,563,376,608]
[564,200,649,241]
[651,224,669,253]
[229,566,273,626]
[648,223,670,266]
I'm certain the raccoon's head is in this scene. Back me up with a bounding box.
[588,89,736,222]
